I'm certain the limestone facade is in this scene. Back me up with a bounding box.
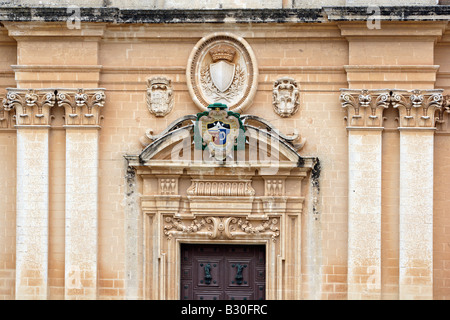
[0,4,450,300]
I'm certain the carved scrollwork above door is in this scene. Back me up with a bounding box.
[163,215,280,241]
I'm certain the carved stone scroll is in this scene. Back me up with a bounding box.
[163,215,280,241]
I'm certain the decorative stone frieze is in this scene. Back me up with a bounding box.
[57,88,106,126]
[163,215,280,241]
[272,77,300,118]
[146,76,174,117]
[187,178,255,197]
[5,88,56,126]
[187,32,258,113]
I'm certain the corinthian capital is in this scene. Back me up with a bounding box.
[341,89,444,129]
[57,88,105,126]
[340,89,390,128]
[391,89,443,128]
[0,93,13,129]
[5,88,56,126]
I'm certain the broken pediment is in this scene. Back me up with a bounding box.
[134,104,309,169]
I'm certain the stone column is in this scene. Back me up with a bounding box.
[57,89,105,299]
[392,89,443,300]
[6,89,56,299]
[340,89,390,299]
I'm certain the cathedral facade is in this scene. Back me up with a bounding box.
[0,0,450,300]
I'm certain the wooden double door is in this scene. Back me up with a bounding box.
[180,244,266,300]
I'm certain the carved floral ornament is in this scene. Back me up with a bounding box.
[186,32,258,114]
[163,215,280,241]
[3,88,106,126]
[340,89,444,128]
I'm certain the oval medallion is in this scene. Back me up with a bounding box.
[187,32,258,113]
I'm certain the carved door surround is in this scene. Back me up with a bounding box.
[126,113,317,300]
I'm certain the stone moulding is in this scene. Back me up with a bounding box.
[4,88,106,127]
[340,88,444,129]
[0,7,449,24]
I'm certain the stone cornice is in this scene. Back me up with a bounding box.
[0,7,449,24]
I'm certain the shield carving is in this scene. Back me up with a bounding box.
[209,61,235,92]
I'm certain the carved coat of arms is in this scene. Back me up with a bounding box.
[272,77,300,118]
[187,33,258,114]
[146,77,174,117]
[194,103,245,162]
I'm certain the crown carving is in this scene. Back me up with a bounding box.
[148,77,171,87]
[209,45,236,63]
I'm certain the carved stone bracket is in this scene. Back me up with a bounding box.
[163,215,280,241]
[340,89,444,129]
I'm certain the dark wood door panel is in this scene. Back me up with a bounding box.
[180,244,265,300]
